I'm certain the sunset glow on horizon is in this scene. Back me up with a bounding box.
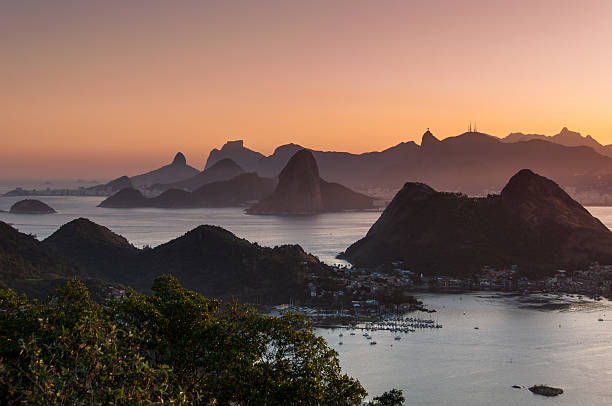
[2,0,612,180]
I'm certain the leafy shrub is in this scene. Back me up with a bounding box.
[0,276,369,405]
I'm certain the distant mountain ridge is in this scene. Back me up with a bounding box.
[502,127,612,157]
[202,130,612,200]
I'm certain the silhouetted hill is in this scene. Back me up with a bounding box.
[343,170,612,276]
[153,158,245,192]
[150,189,196,208]
[130,152,200,188]
[191,173,275,206]
[98,188,148,208]
[3,218,326,302]
[0,221,74,286]
[100,188,198,209]
[204,140,265,171]
[248,150,375,214]
[9,199,56,214]
[44,218,139,282]
[100,173,274,208]
[97,175,133,191]
[0,221,124,300]
[140,225,328,302]
[38,219,331,302]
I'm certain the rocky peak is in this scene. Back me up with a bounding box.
[248,149,373,214]
[397,182,437,201]
[172,152,187,166]
[221,140,245,150]
[278,149,320,183]
[273,143,304,156]
[554,127,581,140]
[501,169,604,229]
[420,129,440,147]
[247,149,323,214]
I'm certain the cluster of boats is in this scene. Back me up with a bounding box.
[362,317,443,332]
[336,316,443,345]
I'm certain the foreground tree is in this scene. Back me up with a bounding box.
[0,276,370,405]
[370,389,405,406]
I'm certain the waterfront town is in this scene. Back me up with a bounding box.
[306,261,612,301]
[277,261,612,325]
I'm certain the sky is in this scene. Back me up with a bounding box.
[1,0,612,180]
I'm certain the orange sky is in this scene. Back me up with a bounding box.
[2,0,612,180]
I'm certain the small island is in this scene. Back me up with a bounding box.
[9,199,56,214]
[528,385,564,396]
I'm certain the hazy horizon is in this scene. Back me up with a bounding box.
[0,126,603,182]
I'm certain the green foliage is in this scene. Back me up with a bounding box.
[0,275,369,405]
[370,389,405,406]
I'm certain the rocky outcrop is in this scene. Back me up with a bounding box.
[172,152,187,165]
[528,385,563,396]
[343,169,612,276]
[9,199,56,214]
[247,150,374,214]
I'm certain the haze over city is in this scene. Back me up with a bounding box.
[2,0,612,179]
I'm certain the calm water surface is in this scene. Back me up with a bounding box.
[2,194,612,405]
[0,195,380,265]
[322,293,612,405]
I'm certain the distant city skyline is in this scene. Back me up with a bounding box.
[2,0,611,179]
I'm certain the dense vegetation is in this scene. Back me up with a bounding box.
[0,276,401,405]
[43,218,331,303]
[0,221,75,289]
